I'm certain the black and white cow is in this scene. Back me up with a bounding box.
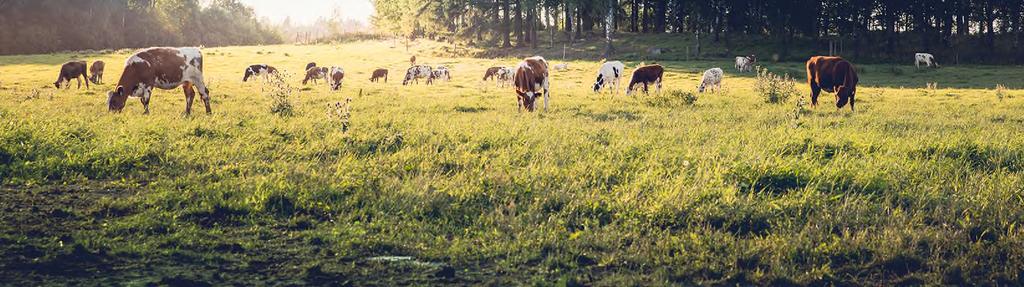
[593,61,625,94]
[242,64,278,82]
[403,65,433,85]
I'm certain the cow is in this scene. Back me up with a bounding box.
[483,67,502,81]
[513,56,550,112]
[806,56,859,111]
[107,47,210,115]
[496,67,514,88]
[329,66,345,91]
[54,61,89,89]
[403,65,433,85]
[698,68,724,93]
[734,55,756,72]
[303,66,329,85]
[625,64,664,96]
[305,62,317,72]
[431,66,451,82]
[553,63,568,71]
[915,53,939,69]
[242,64,278,82]
[593,61,626,94]
[89,61,105,85]
[371,68,388,83]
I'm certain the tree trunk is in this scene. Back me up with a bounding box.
[653,0,666,33]
[603,0,615,57]
[503,0,512,47]
[630,0,638,32]
[514,0,523,46]
[564,2,573,42]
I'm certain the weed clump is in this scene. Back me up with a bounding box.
[644,89,697,107]
[263,72,294,116]
[754,67,797,104]
[995,84,1007,101]
[327,99,352,133]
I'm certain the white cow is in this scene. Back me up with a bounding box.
[553,63,568,71]
[698,68,723,93]
[915,53,939,68]
[403,65,433,85]
[593,61,626,94]
[496,67,514,88]
[431,66,451,82]
[734,55,756,72]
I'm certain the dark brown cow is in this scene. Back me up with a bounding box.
[54,61,89,89]
[89,61,105,84]
[107,47,210,115]
[305,62,317,72]
[806,56,859,111]
[303,67,329,85]
[483,66,502,81]
[625,64,664,96]
[370,69,388,83]
[513,56,550,112]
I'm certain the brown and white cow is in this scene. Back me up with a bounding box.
[107,47,210,115]
[513,56,550,112]
[483,67,502,81]
[55,61,89,89]
[89,61,105,85]
[303,67,329,85]
[806,56,859,111]
[371,68,388,83]
[329,66,345,90]
[625,64,664,96]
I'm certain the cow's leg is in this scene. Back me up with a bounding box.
[192,80,212,114]
[850,94,856,112]
[809,83,821,107]
[642,83,649,95]
[656,78,663,94]
[182,82,196,115]
[83,75,89,89]
[75,77,81,89]
[141,88,153,115]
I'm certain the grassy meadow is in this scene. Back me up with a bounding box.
[1,39,1024,285]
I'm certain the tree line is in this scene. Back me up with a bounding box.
[372,0,1024,64]
[0,0,281,55]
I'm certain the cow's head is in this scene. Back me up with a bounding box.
[593,75,604,92]
[242,68,254,82]
[107,86,128,112]
[520,91,538,112]
[697,82,707,93]
[53,80,62,89]
[835,85,855,109]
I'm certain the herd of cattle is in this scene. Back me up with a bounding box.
[45,46,945,114]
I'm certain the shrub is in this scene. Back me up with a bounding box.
[327,99,352,133]
[996,84,1007,101]
[754,67,797,104]
[263,72,294,116]
[644,89,698,107]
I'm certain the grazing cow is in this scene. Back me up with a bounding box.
[89,61,105,85]
[410,55,417,66]
[107,47,210,115]
[370,68,388,83]
[806,56,859,111]
[403,65,433,85]
[593,61,626,94]
[734,55,756,72]
[483,67,502,81]
[431,66,451,82]
[242,64,278,82]
[625,64,664,96]
[329,66,345,90]
[305,62,317,72]
[513,56,550,112]
[553,63,568,71]
[496,67,514,88]
[54,61,89,89]
[915,53,939,68]
[303,67,329,85]
[698,68,724,93]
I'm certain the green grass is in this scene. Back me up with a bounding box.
[1,40,1024,285]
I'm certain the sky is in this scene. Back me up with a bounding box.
[239,0,375,25]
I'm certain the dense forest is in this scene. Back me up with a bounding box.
[373,0,1024,64]
[0,0,280,55]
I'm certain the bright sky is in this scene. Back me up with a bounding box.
[239,0,375,25]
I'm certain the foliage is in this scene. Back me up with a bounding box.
[754,67,797,104]
[263,72,294,116]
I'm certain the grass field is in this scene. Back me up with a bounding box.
[2,39,1024,285]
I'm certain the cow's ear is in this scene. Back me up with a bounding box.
[115,86,124,96]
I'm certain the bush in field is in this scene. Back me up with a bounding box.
[645,89,698,107]
[263,72,294,116]
[327,99,353,133]
[996,84,1007,101]
[754,67,797,104]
